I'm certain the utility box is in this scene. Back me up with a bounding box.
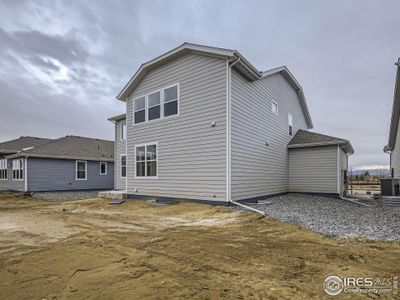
[380,178,400,196]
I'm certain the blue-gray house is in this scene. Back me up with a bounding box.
[0,136,114,192]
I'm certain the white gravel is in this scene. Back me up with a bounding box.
[32,191,101,201]
[232,193,400,242]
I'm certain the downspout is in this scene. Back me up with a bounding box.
[226,57,266,216]
[24,156,28,192]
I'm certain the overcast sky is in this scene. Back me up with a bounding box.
[0,0,399,169]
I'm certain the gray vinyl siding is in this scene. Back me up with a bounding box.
[126,53,227,201]
[339,148,348,194]
[27,158,114,192]
[114,119,127,190]
[230,70,309,200]
[0,156,25,191]
[391,118,400,178]
[288,145,338,194]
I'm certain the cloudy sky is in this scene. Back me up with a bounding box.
[0,0,399,169]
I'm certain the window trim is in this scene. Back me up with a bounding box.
[271,101,279,115]
[132,83,179,126]
[120,154,127,178]
[75,160,87,181]
[120,120,126,141]
[288,113,293,136]
[134,142,158,179]
[99,162,107,175]
[0,159,7,180]
[12,158,23,181]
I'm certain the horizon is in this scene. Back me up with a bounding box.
[0,1,399,170]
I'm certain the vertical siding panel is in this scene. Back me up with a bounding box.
[114,119,127,190]
[125,53,227,201]
[288,146,338,194]
[27,158,114,191]
[230,70,309,200]
[391,119,400,177]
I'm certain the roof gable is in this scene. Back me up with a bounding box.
[117,42,261,101]
[262,66,313,129]
[289,129,354,154]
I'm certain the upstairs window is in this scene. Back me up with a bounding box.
[0,159,7,180]
[164,85,178,117]
[133,84,179,125]
[120,120,126,140]
[148,91,161,121]
[76,161,87,180]
[288,113,293,136]
[100,162,107,175]
[12,159,23,180]
[121,155,126,178]
[134,97,146,124]
[271,101,278,115]
[136,143,157,178]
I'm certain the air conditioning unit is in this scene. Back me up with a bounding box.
[380,178,400,196]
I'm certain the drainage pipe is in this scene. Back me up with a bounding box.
[230,200,266,216]
[339,196,370,207]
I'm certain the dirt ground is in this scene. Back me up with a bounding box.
[0,192,399,300]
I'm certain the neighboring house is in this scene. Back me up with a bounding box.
[384,58,400,178]
[0,135,114,192]
[110,42,353,203]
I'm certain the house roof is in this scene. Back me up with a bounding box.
[117,42,262,101]
[6,136,114,162]
[108,113,126,122]
[384,58,400,152]
[116,42,313,129]
[0,136,54,154]
[262,66,313,128]
[288,130,354,154]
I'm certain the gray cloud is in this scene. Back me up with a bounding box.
[0,0,399,169]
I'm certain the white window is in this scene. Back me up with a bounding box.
[120,120,126,140]
[12,159,23,180]
[148,91,161,121]
[76,161,87,180]
[133,84,179,125]
[134,97,146,124]
[272,101,278,115]
[163,85,178,117]
[100,162,107,175]
[135,143,157,178]
[121,155,126,178]
[0,159,7,180]
[288,113,293,136]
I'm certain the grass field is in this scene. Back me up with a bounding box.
[0,192,399,299]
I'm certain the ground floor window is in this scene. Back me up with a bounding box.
[100,162,107,175]
[0,159,7,180]
[135,143,157,177]
[76,161,87,180]
[12,159,23,180]
[121,155,126,178]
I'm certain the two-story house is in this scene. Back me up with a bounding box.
[109,43,353,204]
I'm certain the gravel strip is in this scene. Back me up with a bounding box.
[232,193,400,241]
[32,191,102,201]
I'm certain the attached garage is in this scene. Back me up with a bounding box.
[288,130,354,197]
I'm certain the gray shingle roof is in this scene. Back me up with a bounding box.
[7,136,114,161]
[288,130,354,154]
[0,136,54,153]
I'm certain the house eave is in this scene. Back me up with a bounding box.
[288,140,354,155]
[116,42,262,101]
[5,153,114,162]
[386,58,400,151]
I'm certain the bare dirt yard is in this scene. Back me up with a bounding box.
[0,192,399,300]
